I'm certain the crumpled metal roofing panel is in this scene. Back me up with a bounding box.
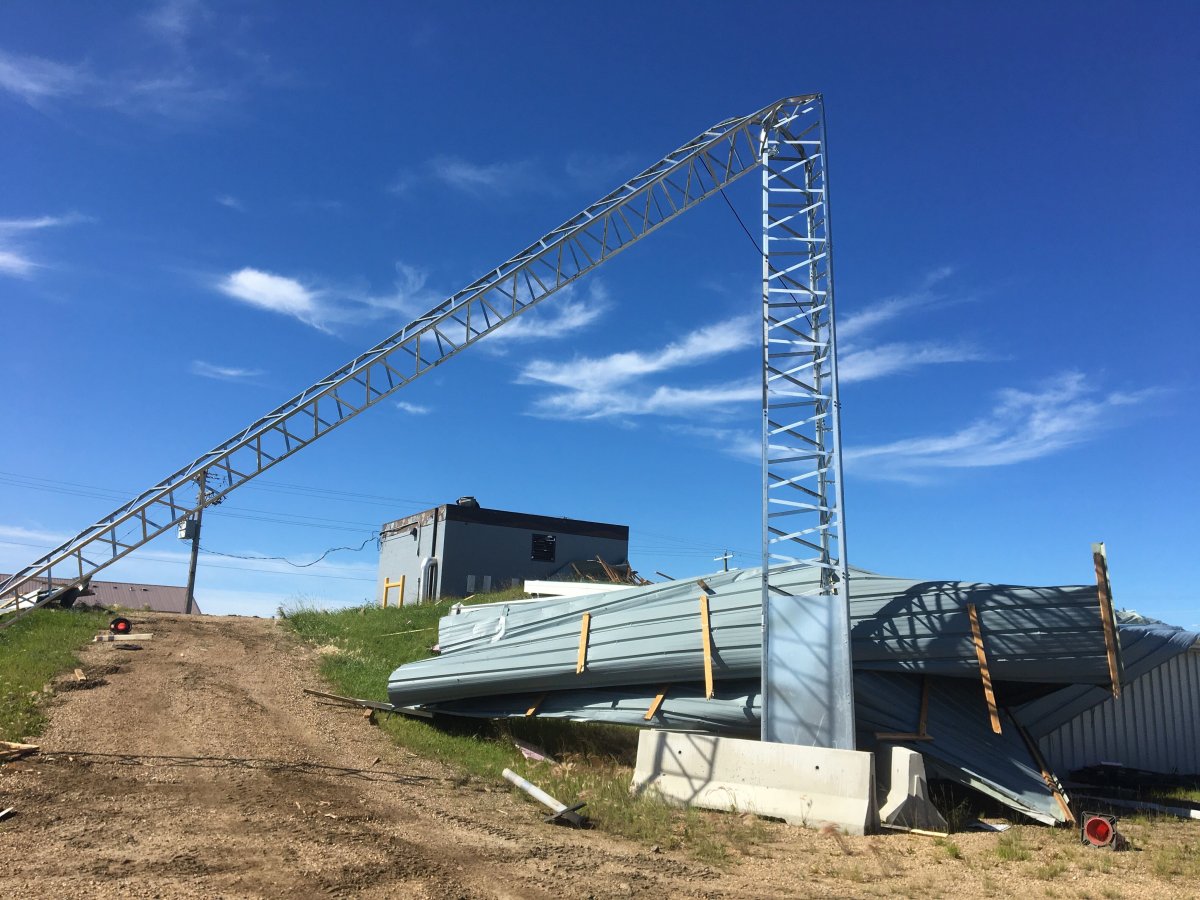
[389,564,1114,707]
[423,672,1068,824]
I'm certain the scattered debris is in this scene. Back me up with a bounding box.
[0,741,40,763]
[73,668,86,682]
[109,617,133,635]
[94,632,153,642]
[1072,794,1200,821]
[966,820,1012,832]
[501,767,590,828]
[513,738,557,764]
[0,807,14,822]
[302,687,431,719]
[115,644,143,651]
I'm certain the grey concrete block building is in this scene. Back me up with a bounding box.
[376,498,629,605]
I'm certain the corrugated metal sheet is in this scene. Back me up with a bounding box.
[1037,646,1200,776]
[391,564,1115,707]
[424,672,1068,823]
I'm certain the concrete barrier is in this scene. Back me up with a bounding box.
[877,746,948,832]
[630,730,876,835]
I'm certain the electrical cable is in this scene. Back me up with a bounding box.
[720,188,765,256]
[198,534,379,568]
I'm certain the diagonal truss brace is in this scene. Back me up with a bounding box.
[1,95,822,625]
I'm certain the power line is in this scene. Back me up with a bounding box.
[199,534,379,568]
[0,537,374,583]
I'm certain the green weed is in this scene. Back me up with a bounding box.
[0,607,109,741]
[282,590,767,864]
[996,830,1032,861]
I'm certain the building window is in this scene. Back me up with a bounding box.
[531,533,556,562]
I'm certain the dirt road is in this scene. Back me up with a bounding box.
[1,612,1189,899]
[0,612,747,898]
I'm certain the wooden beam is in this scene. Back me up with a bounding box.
[644,685,669,721]
[1092,542,1122,699]
[967,604,1002,734]
[1012,715,1076,825]
[93,632,153,642]
[575,612,591,674]
[382,575,406,609]
[699,594,714,699]
[525,693,547,717]
[874,732,935,742]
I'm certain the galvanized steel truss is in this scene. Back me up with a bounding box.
[759,98,855,748]
[2,96,840,634]
[760,98,848,589]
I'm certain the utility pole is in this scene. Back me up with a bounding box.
[181,472,206,615]
[714,550,732,572]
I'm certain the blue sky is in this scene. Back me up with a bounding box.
[1,2,1196,625]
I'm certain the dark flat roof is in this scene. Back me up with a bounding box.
[381,505,628,542]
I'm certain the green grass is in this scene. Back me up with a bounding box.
[996,830,1032,862]
[282,591,773,862]
[0,607,109,741]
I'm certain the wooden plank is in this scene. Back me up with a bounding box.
[644,685,669,721]
[575,612,591,674]
[874,732,935,742]
[699,594,714,699]
[525,693,547,717]
[1092,542,1123,699]
[93,632,153,642]
[967,604,1002,734]
[1012,716,1076,825]
[382,575,406,609]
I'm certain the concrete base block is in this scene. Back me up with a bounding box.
[630,730,876,835]
[878,746,949,833]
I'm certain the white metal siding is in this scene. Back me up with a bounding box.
[1039,648,1200,775]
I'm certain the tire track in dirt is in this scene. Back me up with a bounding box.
[0,612,751,899]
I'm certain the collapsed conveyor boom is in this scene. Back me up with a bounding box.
[0,95,821,624]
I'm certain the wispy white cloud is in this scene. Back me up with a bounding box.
[217,268,325,328]
[0,4,277,126]
[213,261,440,332]
[532,380,759,421]
[520,314,757,392]
[190,360,263,381]
[512,267,996,428]
[845,372,1159,482]
[484,282,610,347]
[395,401,431,415]
[0,50,88,104]
[840,341,991,383]
[0,523,68,545]
[0,213,88,278]
[215,194,244,211]
[838,266,954,341]
[392,157,536,196]
[141,0,209,51]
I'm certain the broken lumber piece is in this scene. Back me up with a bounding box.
[94,632,153,642]
[0,741,40,763]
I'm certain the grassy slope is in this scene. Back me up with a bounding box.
[283,591,766,861]
[0,607,109,741]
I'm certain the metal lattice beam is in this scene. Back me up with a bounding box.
[759,97,855,748]
[1,95,820,625]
